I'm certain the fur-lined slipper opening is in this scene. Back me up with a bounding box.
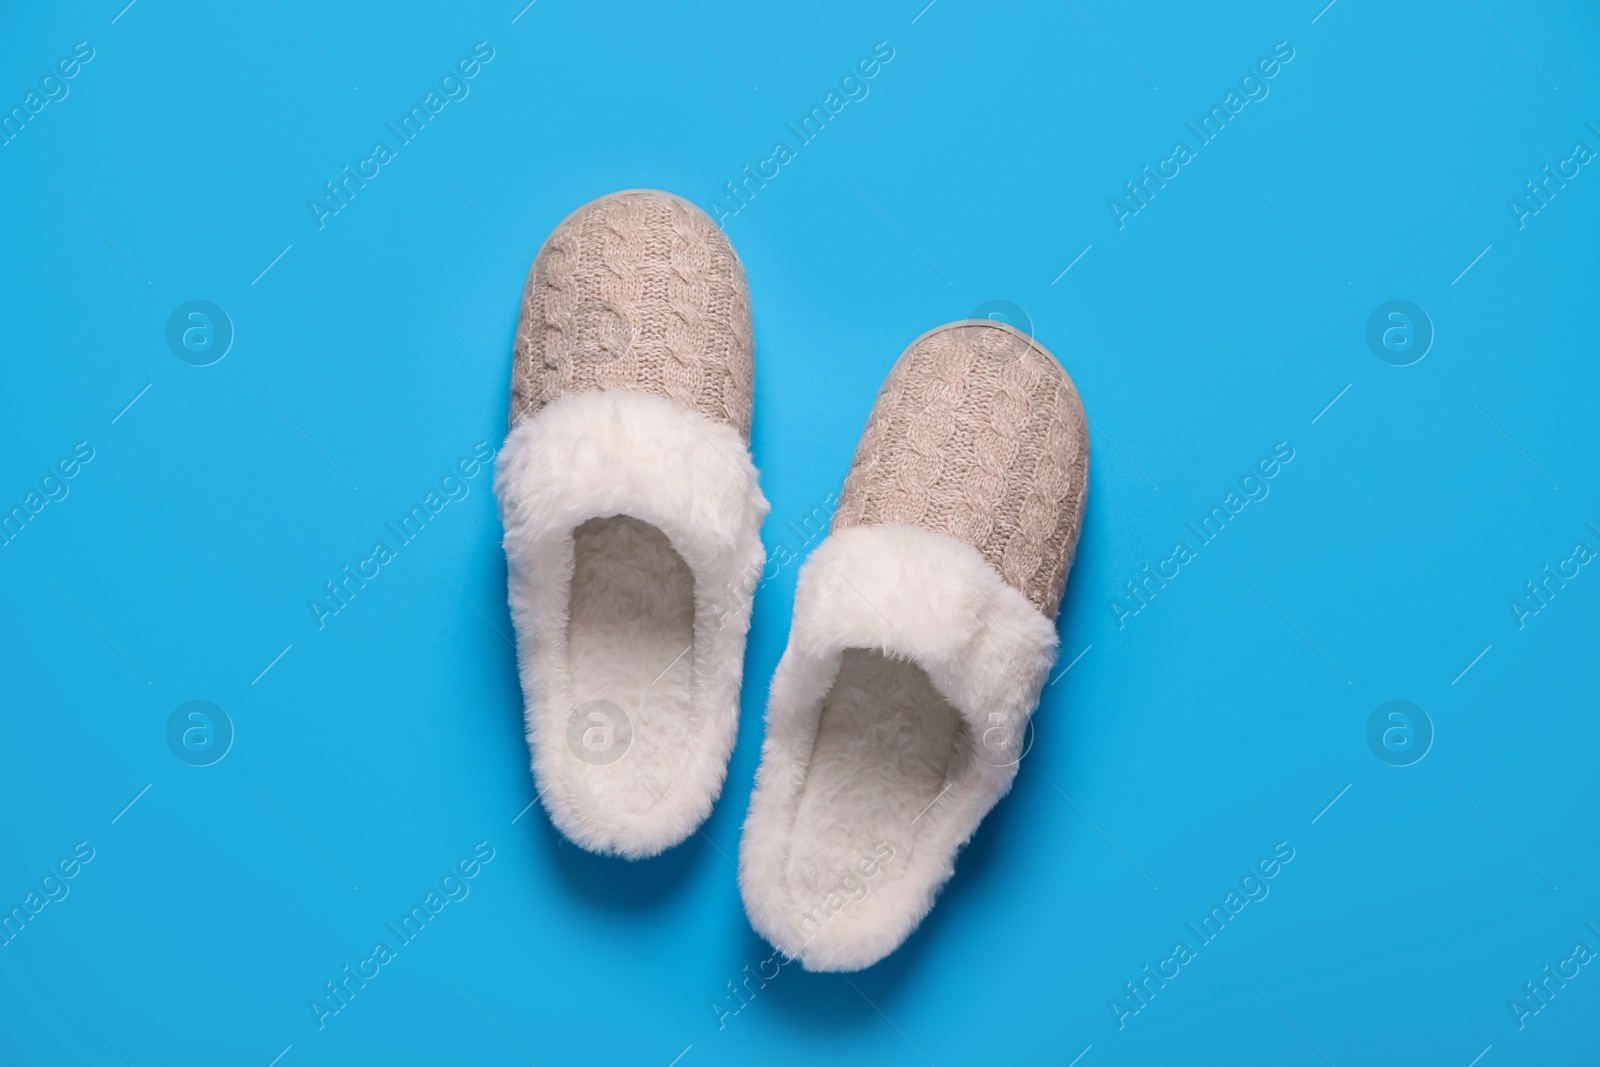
[738,523,1059,970]
[497,388,767,859]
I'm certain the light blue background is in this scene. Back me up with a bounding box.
[3,1,1598,1064]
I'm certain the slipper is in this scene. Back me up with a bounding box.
[738,320,1088,970]
[494,190,768,859]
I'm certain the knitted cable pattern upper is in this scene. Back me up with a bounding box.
[831,322,1090,617]
[510,190,754,438]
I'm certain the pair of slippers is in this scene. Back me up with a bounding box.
[494,190,1089,972]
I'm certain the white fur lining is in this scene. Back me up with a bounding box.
[496,389,767,859]
[739,523,1060,971]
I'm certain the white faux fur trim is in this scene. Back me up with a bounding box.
[739,523,1060,971]
[496,389,767,859]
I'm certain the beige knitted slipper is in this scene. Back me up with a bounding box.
[494,190,768,859]
[739,319,1088,970]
